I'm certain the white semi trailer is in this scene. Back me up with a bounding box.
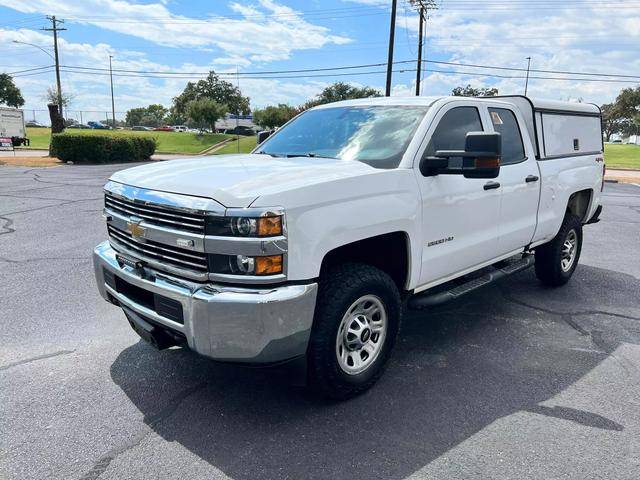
[0,107,29,147]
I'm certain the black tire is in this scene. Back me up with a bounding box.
[535,213,583,287]
[307,263,402,400]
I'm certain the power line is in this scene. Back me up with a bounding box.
[53,65,640,84]
[426,59,640,79]
[8,57,640,84]
[53,58,640,81]
[59,60,417,76]
[7,65,54,75]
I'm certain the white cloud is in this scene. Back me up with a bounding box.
[3,26,328,123]
[0,0,351,63]
[392,4,640,104]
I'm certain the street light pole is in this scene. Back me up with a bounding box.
[385,0,398,97]
[109,55,116,128]
[11,40,54,60]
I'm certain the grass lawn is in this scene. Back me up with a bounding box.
[24,127,230,154]
[212,135,257,155]
[604,144,640,170]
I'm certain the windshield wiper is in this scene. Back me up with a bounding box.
[254,150,280,157]
[285,153,335,159]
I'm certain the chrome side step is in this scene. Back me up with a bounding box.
[407,254,535,310]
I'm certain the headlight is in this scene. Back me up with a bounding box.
[206,214,283,237]
[209,254,283,276]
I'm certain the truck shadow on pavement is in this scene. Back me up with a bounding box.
[109,265,638,480]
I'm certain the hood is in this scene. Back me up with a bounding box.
[109,154,378,207]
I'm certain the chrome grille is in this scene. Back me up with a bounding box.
[107,225,207,275]
[105,191,205,234]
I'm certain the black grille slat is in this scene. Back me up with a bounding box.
[105,192,205,234]
[108,225,207,273]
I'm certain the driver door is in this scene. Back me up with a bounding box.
[415,103,502,287]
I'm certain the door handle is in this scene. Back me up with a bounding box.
[525,175,539,183]
[483,181,500,190]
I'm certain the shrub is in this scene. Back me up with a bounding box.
[50,134,157,163]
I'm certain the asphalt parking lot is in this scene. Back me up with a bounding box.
[1,163,639,480]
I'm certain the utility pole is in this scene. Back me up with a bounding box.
[109,55,116,128]
[415,6,425,96]
[524,56,532,96]
[236,65,240,153]
[42,16,66,117]
[385,0,398,96]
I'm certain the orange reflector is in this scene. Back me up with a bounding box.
[475,157,500,168]
[255,255,283,275]
[257,216,282,236]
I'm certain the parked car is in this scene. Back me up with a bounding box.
[88,121,109,130]
[25,120,45,128]
[93,95,605,399]
[153,126,175,132]
[172,125,188,132]
[224,125,257,136]
[131,126,152,131]
[0,107,29,146]
[67,123,90,129]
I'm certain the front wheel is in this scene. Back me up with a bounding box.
[535,213,583,287]
[307,263,401,399]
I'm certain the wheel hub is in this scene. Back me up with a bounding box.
[336,295,388,375]
[561,229,578,272]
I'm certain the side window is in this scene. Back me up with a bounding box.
[425,107,483,168]
[488,108,525,165]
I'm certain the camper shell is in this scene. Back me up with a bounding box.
[496,96,602,160]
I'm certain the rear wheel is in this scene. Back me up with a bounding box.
[535,213,583,287]
[307,263,401,399]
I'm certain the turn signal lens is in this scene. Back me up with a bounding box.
[257,216,282,236]
[255,255,283,275]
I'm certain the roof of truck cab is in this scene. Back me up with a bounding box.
[313,95,600,115]
[312,96,442,109]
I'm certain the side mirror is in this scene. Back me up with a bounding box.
[420,132,501,179]
[257,130,271,144]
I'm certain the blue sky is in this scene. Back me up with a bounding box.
[1,0,639,124]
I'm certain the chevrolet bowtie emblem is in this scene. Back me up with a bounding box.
[127,217,146,239]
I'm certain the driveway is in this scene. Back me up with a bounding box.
[1,163,639,479]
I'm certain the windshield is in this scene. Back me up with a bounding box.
[256,105,429,169]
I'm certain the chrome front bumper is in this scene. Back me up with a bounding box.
[93,241,318,363]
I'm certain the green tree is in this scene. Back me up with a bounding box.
[164,106,188,126]
[125,104,168,127]
[186,98,227,132]
[173,72,250,118]
[601,103,625,141]
[0,73,25,108]
[125,107,146,126]
[601,87,640,140]
[452,84,499,97]
[253,104,298,129]
[44,86,74,108]
[301,82,381,110]
[614,86,640,119]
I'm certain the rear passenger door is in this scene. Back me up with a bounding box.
[487,106,541,254]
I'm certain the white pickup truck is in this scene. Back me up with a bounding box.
[93,95,604,398]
